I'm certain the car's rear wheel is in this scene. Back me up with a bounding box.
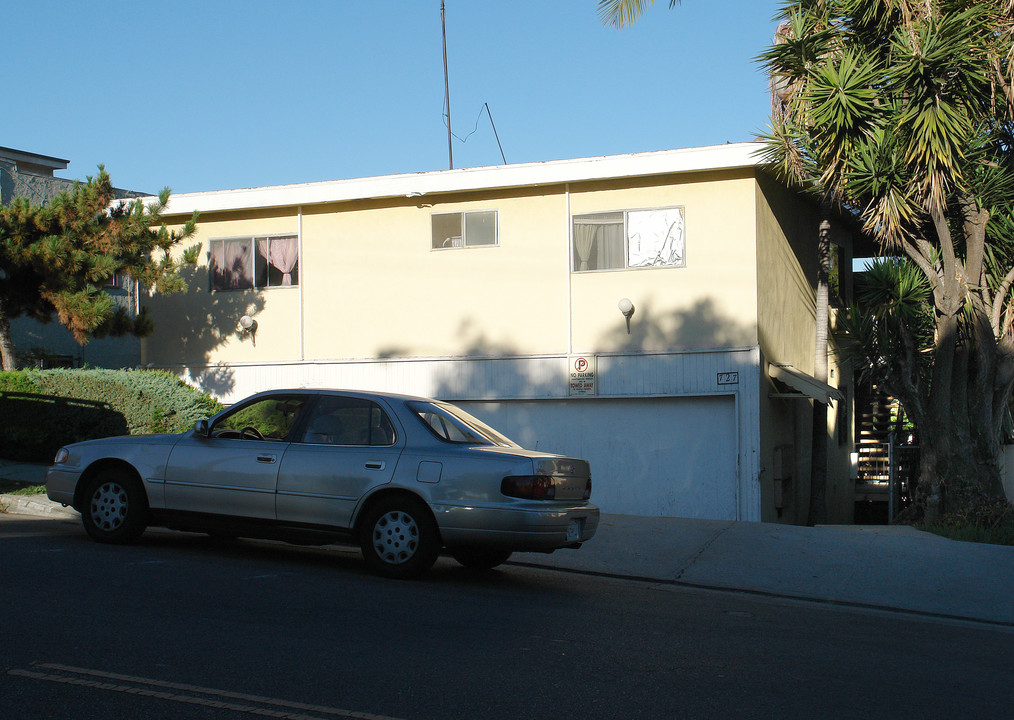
[359,496,440,579]
[81,469,148,544]
[450,547,513,570]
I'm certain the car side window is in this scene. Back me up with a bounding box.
[407,401,513,445]
[213,396,308,441]
[299,396,397,446]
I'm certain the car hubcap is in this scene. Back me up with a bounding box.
[372,510,419,565]
[90,482,128,531]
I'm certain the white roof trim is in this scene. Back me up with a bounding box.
[158,142,766,216]
[768,363,845,404]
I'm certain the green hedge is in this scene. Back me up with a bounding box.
[0,369,223,463]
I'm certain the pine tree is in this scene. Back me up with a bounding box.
[0,167,198,369]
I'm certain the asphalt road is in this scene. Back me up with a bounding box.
[2,513,1011,720]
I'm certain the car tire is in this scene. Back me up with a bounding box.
[450,548,513,571]
[359,496,440,579]
[80,469,148,544]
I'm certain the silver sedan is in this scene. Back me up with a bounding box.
[46,389,599,578]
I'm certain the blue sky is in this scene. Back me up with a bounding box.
[6,1,779,195]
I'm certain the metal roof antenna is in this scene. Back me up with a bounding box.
[441,0,453,170]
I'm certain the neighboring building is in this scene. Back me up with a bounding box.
[0,146,144,368]
[142,142,859,524]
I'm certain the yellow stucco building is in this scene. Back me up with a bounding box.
[143,143,856,524]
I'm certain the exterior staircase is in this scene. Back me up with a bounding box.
[854,386,917,522]
[856,386,898,493]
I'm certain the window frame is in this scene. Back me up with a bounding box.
[430,210,499,250]
[103,272,131,291]
[571,205,686,273]
[208,234,300,292]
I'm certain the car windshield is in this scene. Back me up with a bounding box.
[408,401,516,446]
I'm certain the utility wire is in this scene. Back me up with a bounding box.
[442,102,507,165]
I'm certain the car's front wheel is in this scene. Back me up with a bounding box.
[80,469,148,544]
[359,496,440,579]
[450,547,513,571]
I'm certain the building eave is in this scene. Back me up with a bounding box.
[155,142,766,216]
[0,146,70,172]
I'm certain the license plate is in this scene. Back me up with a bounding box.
[566,519,582,542]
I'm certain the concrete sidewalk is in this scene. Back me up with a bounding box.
[518,515,1014,626]
[4,459,1012,627]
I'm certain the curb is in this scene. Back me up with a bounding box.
[509,559,1014,630]
[1,494,78,519]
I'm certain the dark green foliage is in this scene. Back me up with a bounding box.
[0,369,222,462]
[0,392,128,463]
[926,486,1014,546]
[0,371,39,395]
[0,167,198,369]
[838,258,935,398]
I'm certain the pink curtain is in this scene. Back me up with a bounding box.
[212,240,253,289]
[257,236,298,285]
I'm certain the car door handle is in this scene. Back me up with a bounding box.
[257,455,277,464]
[365,461,386,470]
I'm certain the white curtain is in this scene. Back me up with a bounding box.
[573,213,624,270]
[597,223,625,269]
[573,224,597,271]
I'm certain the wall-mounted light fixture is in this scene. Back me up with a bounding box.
[238,314,257,345]
[618,298,635,334]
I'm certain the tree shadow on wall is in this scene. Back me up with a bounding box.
[428,321,561,402]
[608,297,756,354]
[429,299,755,403]
[144,265,266,398]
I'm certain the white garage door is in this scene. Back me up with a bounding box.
[458,396,739,520]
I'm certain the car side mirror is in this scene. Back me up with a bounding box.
[194,419,210,438]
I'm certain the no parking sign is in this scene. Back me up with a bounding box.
[569,355,597,396]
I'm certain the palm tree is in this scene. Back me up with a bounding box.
[597,0,682,29]
[761,2,1014,517]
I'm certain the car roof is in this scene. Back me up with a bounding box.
[241,388,438,404]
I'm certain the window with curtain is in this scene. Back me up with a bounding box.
[572,207,685,272]
[209,235,299,291]
[431,210,498,249]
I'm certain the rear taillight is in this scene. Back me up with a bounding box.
[583,478,592,500]
[501,475,556,500]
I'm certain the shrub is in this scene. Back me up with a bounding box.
[0,371,41,395]
[924,482,1014,546]
[0,369,222,463]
